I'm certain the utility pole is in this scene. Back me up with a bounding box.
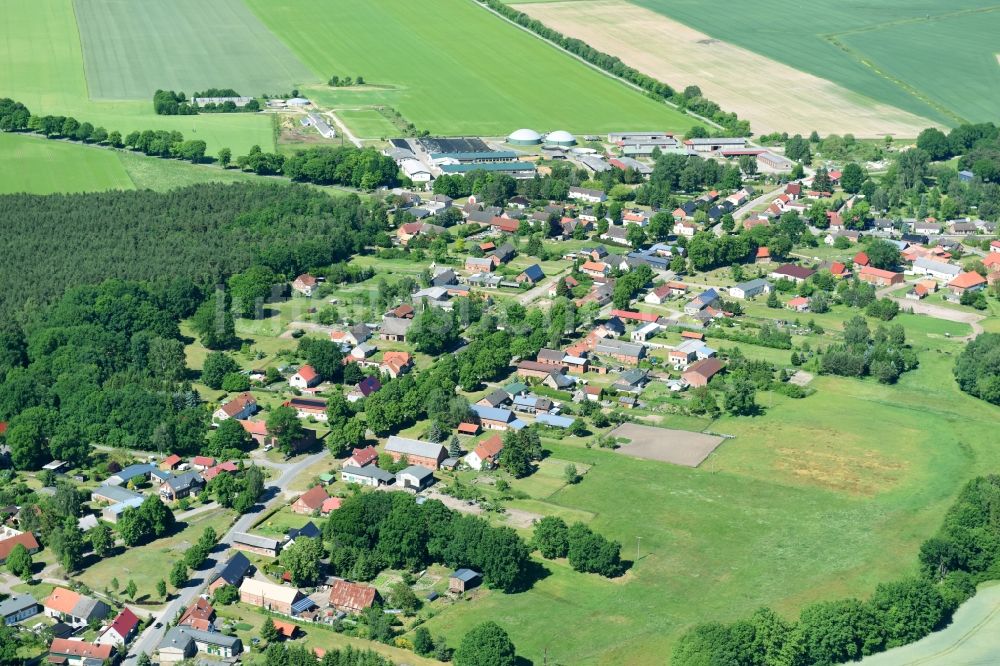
[636,535,642,563]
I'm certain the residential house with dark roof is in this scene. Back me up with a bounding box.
[208,552,252,593]
[160,470,204,502]
[158,626,242,663]
[517,264,545,285]
[477,388,511,409]
[0,593,39,625]
[341,465,396,487]
[380,316,413,342]
[769,264,816,284]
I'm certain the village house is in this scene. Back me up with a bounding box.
[0,594,39,626]
[548,275,579,297]
[292,485,329,515]
[96,607,140,648]
[477,388,511,409]
[329,579,380,614]
[512,395,554,415]
[756,247,771,263]
[465,434,503,471]
[159,454,182,471]
[289,364,321,389]
[158,626,242,663]
[347,376,381,402]
[207,552,252,594]
[563,355,590,374]
[341,465,396,487]
[232,532,281,558]
[787,296,811,312]
[682,358,724,388]
[380,351,414,378]
[285,396,328,421]
[729,278,772,300]
[517,264,545,285]
[330,324,371,347]
[48,639,114,666]
[345,446,379,468]
[292,273,318,296]
[645,281,687,304]
[769,264,816,284]
[580,260,610,278]
[380,316,413,342]
[160,470,205,502]
[0,530,40,564]
[386,436,448,469]
[631,322,660,342]
[239,578,302,614]
[471,405,526,431]
[568,186,606,203]
[177,597,216,632]
[43,587,110,628]
[858,265,904,287]
[948,271,987,295]
[465,256,496,273]
[684,289,720,315]
[212,392,257,422]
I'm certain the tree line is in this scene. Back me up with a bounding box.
[0,98,400,188]
[673,474,1000,666]
[153,89,262,114]
[476,0,750,136]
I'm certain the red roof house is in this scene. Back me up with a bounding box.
[0,531,40,563]
[853,251,870,267]
[292,485,329,515]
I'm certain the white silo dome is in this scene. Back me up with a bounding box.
[508,128,542,145]
[546,130,576,146]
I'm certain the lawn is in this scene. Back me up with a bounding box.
[632,0,999,125]
[117,151,263,191]
[245,0,700,136]
[73,0,315,100]
[1,0,277,153]
[0,133,133,194]
[334,108,401,140]
[422,330,1000,664]
[75,508,234,603]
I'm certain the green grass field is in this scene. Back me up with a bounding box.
[0,0,276,153]
[246,0,700,136]
[422,330,1000,664]
[334,109,401,140]
[0,133,133,194]
[73,0,316,100]
[632,0,1000,125]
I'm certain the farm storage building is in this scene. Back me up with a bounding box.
[507,128,542,145]
[545,130,576,146]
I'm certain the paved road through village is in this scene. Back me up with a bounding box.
[123,450,327,664]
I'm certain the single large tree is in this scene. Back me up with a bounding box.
[454,621,517,666]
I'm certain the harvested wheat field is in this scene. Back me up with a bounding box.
[512,0,936,137]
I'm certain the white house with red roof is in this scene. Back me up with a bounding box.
[96,607,140,647]
[465,434,503,471]
[292,274,318,296]
[289,364,321,389]
[345,446,378,468]
[212,393,257,422]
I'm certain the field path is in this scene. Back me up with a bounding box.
[877,284,985,341]
[860,583,1000,665]
[511,0,937,137]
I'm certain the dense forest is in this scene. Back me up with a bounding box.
[0,182,390,317]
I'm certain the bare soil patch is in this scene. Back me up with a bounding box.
[773,447,907,496]
[789,370,814,386]
[610,423,725,467]
[512,0,935,137]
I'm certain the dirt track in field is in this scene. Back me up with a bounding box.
[512,0,936,137]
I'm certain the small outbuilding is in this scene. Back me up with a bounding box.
[449,569,482,594]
